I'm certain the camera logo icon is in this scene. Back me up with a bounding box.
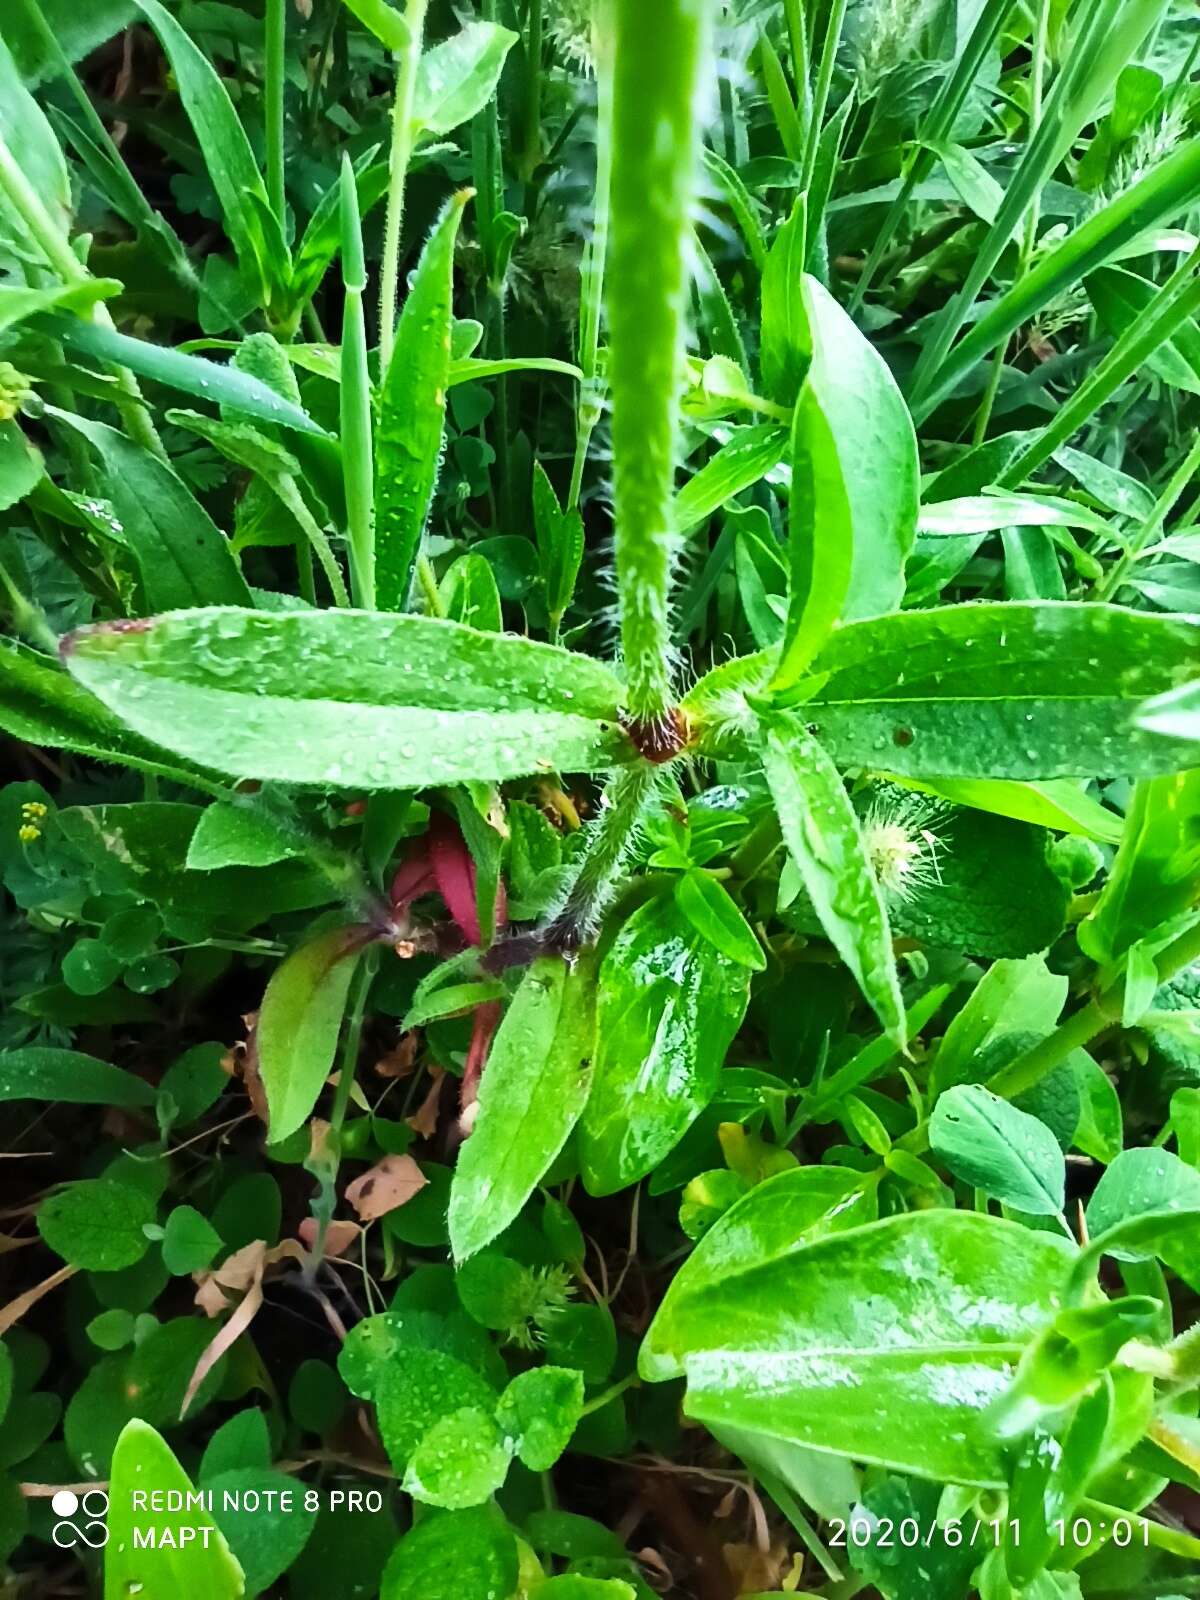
[50,1489,110,1550]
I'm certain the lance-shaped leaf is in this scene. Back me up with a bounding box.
[0,638,207,784]
[105,1421,244,1599]
[640,1202,1073,1487]
[258,926,365,1143]
[376,191,470,611]
[579,894,751,1196]
[414,22,518,137]
[448,957,594,1261]
[800,601,1200,780]
[60,607,628,789]
[47,410,252,612]
[676,423,789,536]
[761,715,905,1044]
[132,0,280,297]
[1080,770,1200,964]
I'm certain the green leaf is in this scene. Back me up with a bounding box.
[799,602,1200,779]
[47,411,252,611]
[258,927,364,1143]
[380,1507,518,1600]
[38,1178,154,1271]
[1080,772,1200,964]
[448,958,594,1260]
[759,198,808,403]
[642,1166,876,1363]
[339,0,409,52]
[930,1085,1066,1215]
[1087,265,1200,393]
[580,895,751,1196]
[105,1421,244,1599]
[495,1367,584,1471]
[673,871,765,970]
[918,493,1113,538]
[5,0,138,85]
[0,639,205,783]
[161,1205,223,1275]
[206,1467,316,1594]
[772,380,853,687]
[0,34,70,236]
[0,1047,154,1107]
[896,777,1123,845]
[402,1406,511,1509]
[932,956,1068,1096]
[1086,1147,1200,1261]
[376,190,470,611]
[797,276,918,624]
[884,809,1070,960]
[374,1349,498,1471]
[440,552,502,633]
[61,607,628,789]
[532,462,584,625]
[186,801,306,870]
[642,1203,1073,1487]
[47,324,325,436]
[132,0,276,295]
[676,424,789,536]
[761,716,904,1043]
[0,420,42,514]
[414,23,518,136]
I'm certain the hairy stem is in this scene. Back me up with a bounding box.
[264,0,287,225]
[544,764,661,946]
[378,0,430,374]
[607,0,711,723]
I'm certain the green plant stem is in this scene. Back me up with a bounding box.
[579,1371,639,1415]
[415,553,445,616]
[339,155,375,608]
[798,0,850,199]
[566,10,613,513]
[265,0,287,226]
[0,555,58,654]
[1095,431,1200,601]
[607,0,711,723]
[520,0,544,181]
[901,916,1200,1160]
[546,764,661,942]
[0,130,165,461]
[308,949,377,1271]
[378,0,430,375]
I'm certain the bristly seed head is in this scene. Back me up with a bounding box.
[861,788,951,902]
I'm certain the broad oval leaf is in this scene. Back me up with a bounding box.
[258,927,364,1142]
[579,895,751,1197]
[448,958,595,1261]
[641,1203,1074,1487]
[61,608,629,789]
[930,1085,1066,1215]
[381,1506,517,1600]
[761,715,905,1044]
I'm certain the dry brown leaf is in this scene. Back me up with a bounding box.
[374,1034,418,1079]
[405,1066,445,1138]
[297,1217,361,1257]
[185,1238,307,1416]
[344,1155,427,1222]
[0,1263,77,1337]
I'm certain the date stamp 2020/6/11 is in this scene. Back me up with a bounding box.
[828,1514,1152,1552]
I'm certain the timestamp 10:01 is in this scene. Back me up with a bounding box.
[827,1516,1150,1550]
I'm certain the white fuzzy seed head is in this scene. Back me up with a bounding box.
[861,791,951,902]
